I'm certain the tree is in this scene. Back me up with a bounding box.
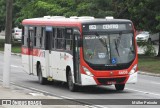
[112,0,160,57]
[0,0,6,32]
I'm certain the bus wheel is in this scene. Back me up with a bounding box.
[67,70,77,92]
[38,64,47,85]
[115,84,125,91]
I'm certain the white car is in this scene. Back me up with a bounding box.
[149,33,159,43]
[12,27,22,41]
[136,31,150,42]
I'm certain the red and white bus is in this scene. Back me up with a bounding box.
[21,16,138,91]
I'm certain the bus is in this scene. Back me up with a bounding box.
[21,16,138,91]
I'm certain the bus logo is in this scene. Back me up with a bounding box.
[111,58,117,64]
[110,71,113,76]
[89,25,96,30]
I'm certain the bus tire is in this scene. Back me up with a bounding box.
[67,70,77,92]
[115,84,125,91]
[37,64,47,85]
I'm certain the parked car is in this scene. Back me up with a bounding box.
[149,33,159,44]
[12,27,22,41]
[136,31,150,42]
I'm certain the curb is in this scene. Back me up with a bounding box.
[138,71,160,77]
[11,52,21,56]
[0,51,21,56]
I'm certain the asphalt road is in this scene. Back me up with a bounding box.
[0,53,160,108]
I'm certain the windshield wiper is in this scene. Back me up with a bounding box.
[95,32,107,47]
[95,32,109,57]
[114,40,120,56]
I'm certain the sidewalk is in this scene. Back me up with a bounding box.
[0,83,88,108]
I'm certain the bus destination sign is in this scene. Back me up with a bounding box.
[89,24,119,30]
[83,23,132,32]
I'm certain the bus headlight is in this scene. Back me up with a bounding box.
[129,64,137,75]
[82,66,93,76]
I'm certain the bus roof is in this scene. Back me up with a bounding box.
[22,16,132,27]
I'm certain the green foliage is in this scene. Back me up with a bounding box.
[138,55,160,74]
[0,0,6,31]
[0,0,160,34]
[138,41,156,56]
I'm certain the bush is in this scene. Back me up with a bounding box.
[137,41,156,56]
[0,39,5,48]
[0,39,21,47]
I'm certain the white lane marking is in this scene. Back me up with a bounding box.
[11,65,19,68]
[150,81,160,85]
[60,96,74,100]
[11,65,22,68]
[126,88,160,97]
[85,105,108,108]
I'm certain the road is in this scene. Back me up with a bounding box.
[0,53,160,108]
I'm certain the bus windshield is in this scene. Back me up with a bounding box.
[83,33,135,65]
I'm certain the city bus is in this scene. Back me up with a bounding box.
[21,16,138,91]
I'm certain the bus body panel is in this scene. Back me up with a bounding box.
[126,72,137,83]
[22,47,48,77]
[49,51,74,82]
[22,54,30,74]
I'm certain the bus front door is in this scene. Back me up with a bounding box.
[28,30,34,74]
[73,35,81,84]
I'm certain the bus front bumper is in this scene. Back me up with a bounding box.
[80,72,138,86]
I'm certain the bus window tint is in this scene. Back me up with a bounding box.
[23,26,28,46]
[65,28,73,51]
[56,28,65,49]
[41,27,45,48]
[36,27,42,48]
[52,28,55,49]
[34,27,37,47]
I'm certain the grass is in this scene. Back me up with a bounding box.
[138,55,160,74]
[0,39,21,53]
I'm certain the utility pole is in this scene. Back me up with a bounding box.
[157,32,160,57]
[3,0,13,88]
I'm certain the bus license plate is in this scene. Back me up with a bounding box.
[107,81,116,84]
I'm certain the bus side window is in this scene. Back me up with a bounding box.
[34,27,37,47]
[36,27,42,48]
[23,26,28,47]
[22,27,24,45]
[52,28,55,49]
[41,27,45,49]
[45,28,52,50]
[56,28,65,50]
[65,28,73,51]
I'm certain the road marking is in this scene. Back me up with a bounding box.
[150,81,160,85]
[11,65,22,68]
[126,88,160,97]
[85,105,108,108]
[11,65,19,68]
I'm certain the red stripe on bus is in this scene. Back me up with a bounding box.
[21,47,40,56]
